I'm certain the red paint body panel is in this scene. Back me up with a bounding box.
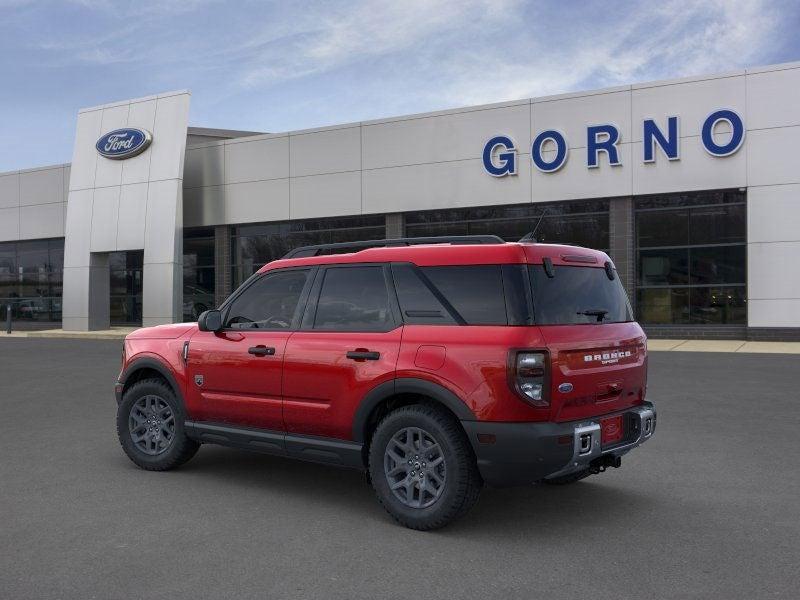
[185,329,292,430]
[539,322,646,422]
[397,325,548,422]
[282,329,402,439]
[118,241,648,448]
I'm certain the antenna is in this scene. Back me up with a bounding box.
[518,208,548,243]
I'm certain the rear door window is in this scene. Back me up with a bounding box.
[313,266,393,331]
[530,265,633,325]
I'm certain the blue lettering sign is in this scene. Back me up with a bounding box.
[587,124,621,168]
[96,128,152,160]
[482,108,745,176]
[643,116,679,162]
[482,135,517,176]
[531,130,568,173]
[701,109,745,157]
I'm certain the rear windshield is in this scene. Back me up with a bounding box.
[530,265,633,325]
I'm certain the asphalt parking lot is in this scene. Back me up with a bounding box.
[1,338,798,599]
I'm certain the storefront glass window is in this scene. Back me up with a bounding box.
[109,251,143,325]
[404,200,610,250]
[635,189,746,325]
[183,228,216,321]
[0,238,64,325]
[231,216,386,288]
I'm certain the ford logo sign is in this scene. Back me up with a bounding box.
[96,128,152,160]
[558,382,574,394]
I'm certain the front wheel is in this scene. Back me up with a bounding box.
[368,404,482,530]
[117,378,199,471]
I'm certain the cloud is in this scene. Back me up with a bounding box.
[0,0,795,170]
[425,0,784,106]
[235,0,522,88]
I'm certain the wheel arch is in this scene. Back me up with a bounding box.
[119,357,183,405]
[352,378,476,446]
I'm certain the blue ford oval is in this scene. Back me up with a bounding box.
[96,128,152,160]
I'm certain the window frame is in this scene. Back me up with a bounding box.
[299,263,402,333]
[390,262,534,327]
[634,189,747,326]
[219,266,317,332]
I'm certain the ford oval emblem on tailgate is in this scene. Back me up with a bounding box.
[558,382,574,393]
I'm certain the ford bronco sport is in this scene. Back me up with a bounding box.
[115,235,656,530]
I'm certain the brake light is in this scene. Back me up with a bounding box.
[511,351,549,407]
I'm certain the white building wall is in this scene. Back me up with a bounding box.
[744,65,800,328]
[2,62,799,331]
[182,61,800,330]
[0,164,69,242]
[62,90,190,330]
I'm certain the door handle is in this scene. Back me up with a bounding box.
[248,345,276,356]
[346,350,380,361]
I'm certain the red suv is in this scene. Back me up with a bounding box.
[115,235,656,530]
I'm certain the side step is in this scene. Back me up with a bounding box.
[185,421,364,469]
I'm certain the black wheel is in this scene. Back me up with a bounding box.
[368,404,482,530]
[117,378,199,471]
[543,469,591,485]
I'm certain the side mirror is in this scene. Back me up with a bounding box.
[197,309,223,332]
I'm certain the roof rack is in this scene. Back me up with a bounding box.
[281,235,505,259]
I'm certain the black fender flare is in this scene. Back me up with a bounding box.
[116,357,183,406]
[351,377,476,443]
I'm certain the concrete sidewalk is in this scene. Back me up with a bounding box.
[0,327,137,340]
[646,339,800,354]
[1,328,799,353]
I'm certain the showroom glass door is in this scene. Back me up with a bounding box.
[110,251,143,326]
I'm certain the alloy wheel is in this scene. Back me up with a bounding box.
[384,426,446,508]
[128,395,175,456]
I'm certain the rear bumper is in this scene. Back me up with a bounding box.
[462,401,656,487]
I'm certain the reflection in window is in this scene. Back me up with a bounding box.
[0,238,64,324]
[110,251,143,326]
[314,267,392,331]
[635,190,746,325]
[231,216,386,288]
[405,200,610,251]
[183,228,216,321]
[226,270,309,329]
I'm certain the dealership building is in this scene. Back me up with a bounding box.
[0,60,799,339]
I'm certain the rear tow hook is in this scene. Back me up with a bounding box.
[589,455,622,474]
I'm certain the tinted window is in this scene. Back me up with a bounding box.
[314,266,392,331]
[530,265,633,325]
[226,269,309,329]
[391,264,456,325]
[421,266,507,325]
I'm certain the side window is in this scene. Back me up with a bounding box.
[225,269,309,329]
[421,265,508,325]
[391,264,456,325]
[313,266,393,331]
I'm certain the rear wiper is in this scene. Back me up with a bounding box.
[577,309,608,322]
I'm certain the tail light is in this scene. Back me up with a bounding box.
[510,351,549,407]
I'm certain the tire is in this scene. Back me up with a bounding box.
[117,377,200,471]
[368,404,482,530]
[543,469,591,485]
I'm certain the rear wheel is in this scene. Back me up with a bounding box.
[369,404,482,530]
[117,378,199,471]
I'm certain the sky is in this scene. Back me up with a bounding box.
[0,0,798,171]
